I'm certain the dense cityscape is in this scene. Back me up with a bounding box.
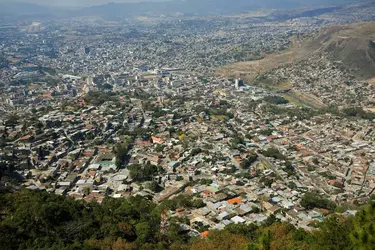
[1,0,375,249]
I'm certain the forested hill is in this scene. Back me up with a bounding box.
[0,189,374,249]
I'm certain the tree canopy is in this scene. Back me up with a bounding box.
[300,192,337,211]
[1,190,375,250]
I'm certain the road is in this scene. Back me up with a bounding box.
[257,153,287,184]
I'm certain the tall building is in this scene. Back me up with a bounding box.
[84,47,90,54]
[235,78,240,90]
[235,78,244,90]
[86,76,94,85]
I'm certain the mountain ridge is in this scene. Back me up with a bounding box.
[0,0,360,20]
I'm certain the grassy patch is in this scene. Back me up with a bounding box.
[282,93,311,108]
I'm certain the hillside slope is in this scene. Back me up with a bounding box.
[218,21,375,81]
[309,22,375,78]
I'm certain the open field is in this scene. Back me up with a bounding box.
[217,48,307,82]
[365,107,375,113]
[260,80,325,109]
[281,90,325,109]
[7,57,21,63]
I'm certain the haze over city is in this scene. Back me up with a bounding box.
[0,0,359,8]
[1,0,165,7]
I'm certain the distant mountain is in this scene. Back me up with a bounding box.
[0,2,51,16]
[79,0,358,18]
[81,0,353,17]
[0,0,361,21]
[0,2,65,23]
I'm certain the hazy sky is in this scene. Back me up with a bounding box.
[2,0,165,7]
[3,0,358,8]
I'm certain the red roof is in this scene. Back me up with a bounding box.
[151,136,165,144]
[202,190,213,197]
[227,197,243,205]
[19,135,31,140]
[136,141,152,146]
[88,171,96,177]
[201,231,209,238]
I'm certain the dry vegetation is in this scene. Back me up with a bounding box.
[217,21,375,82]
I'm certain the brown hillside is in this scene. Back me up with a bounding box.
[218,21,375,81]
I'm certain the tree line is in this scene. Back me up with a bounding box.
[0,189,374,250]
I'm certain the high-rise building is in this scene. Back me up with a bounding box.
[235,78,244,90]
[235,78,240,90]
[86,77,94,85]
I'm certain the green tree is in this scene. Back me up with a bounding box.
[190,230,249,250]
[351,201,375,249]
[143,164,158,181]
[224,223,258,240]
[5,114,20,127]
[129,164,142,180]
[313,216,353,250]
[155,144,165,152]
[263,95,289,105]
[114,143,129,168]
[135,222,151,245]
[129,163,159,182]
[147,181,161,193]
[263,147,287,160]
[240,153,258,169]
[300,192,336,211]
